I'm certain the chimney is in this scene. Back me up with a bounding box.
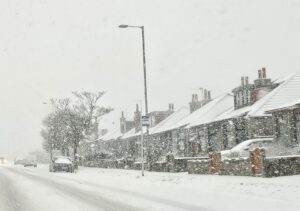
[194,94,198,102]
[204,89,208,100]
[262,67,266,78]
[258,69,262,79]
[168,103,174,111]
[135,104,139,112]
[241,77,245,86]
[207,90,211,100]
[121,111,124,118]
[199,88,203,100]
[245,76,249,85]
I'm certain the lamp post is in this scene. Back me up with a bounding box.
[119,24,149,176]
[118,24,149,120]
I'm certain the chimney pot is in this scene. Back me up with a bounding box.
[258,69,262,79]
[245,76,249,85]
[204,89,208,99]
[169,103,174,111]
[136,104,139,111]
[262,67,266,78]
[241,77,245,86]
[208,90,211,100]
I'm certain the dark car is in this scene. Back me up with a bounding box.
[49,156,74,173]
[23,159,37,167]
[14,158,25,165]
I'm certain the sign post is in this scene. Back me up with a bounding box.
[140,115,149,176]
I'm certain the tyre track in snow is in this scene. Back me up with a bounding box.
[6,167,209,211]
[0,168,32,211]
[5,167,140,211]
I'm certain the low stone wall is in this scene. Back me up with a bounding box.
[187,159,210,174]
[132,162,148,171]
[187,151,300,177]
[263,155,300,177]
[219,158,252,176]
[83,159,118,168]
[83,151,300,178]
[151,155,209,173]
[152,161,167,172]
[172,157,208,172]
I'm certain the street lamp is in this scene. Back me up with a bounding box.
[118,24,149,118]
[119,24,149,176]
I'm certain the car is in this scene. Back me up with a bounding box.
[49,156,74,173]
[221,137,274,160]
[0,157,7,164]
[14,157,25,165]
[23,159,37,167]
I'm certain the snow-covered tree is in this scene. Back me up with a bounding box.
[41,91,112,165]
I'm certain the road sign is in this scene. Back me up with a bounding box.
[142,116,149,126]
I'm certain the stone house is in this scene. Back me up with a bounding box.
[103,103,175,160]
[147,93,233,159]
[202,71,300,154]
[96,70,300,165]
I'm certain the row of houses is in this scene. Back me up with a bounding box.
[87,69,300,164]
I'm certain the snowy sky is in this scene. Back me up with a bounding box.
[1,0,300,157]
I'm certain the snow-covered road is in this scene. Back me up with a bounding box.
[1,164,300,211]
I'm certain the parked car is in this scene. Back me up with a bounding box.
[0,157,7,164]
[49,156,74,173]
[23,159,37,167]
[221,137,274,160]
[14,157,25,165]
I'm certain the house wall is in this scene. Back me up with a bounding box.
[272,108,300,146]
[147,131,173,162]
[172,128,188,157]
[247,116,273,139]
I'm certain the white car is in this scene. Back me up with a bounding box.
[221,138,274,160]
[49,156,74,173]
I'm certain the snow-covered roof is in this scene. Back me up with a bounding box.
[121,128,137,139]
[150,106,190,135]
[247,72,300,117]
[266,97,300,113]
[99,127,123,141]
[152,93,233,131]
[187,93,234,128]
[213,105,251,122]
[121,127,153,140]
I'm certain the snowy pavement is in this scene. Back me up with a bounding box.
[0,164,300,211]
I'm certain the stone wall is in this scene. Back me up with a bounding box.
[187,157,252,176]
[219,158,252,176]
[263,156,300,177]
[187,160,211,174]
[151,154,209,173]
[83,159,118,169]
[187,150,300,177]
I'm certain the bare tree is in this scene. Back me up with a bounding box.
[41,91,112,169]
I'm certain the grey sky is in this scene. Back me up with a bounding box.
[1,0,300,157]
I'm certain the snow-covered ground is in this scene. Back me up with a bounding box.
[0,163,300,211]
